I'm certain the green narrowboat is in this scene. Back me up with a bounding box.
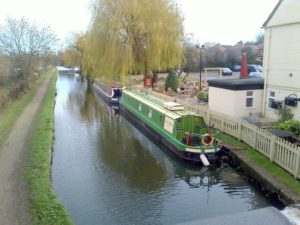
[120,89,222,165]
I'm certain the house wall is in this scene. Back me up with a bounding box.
[209,87,263,118]
[267,0,300,27]
[263,20,300,120]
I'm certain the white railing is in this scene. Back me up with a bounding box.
[146,89,300,179]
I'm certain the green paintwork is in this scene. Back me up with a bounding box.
[120,89,220,154]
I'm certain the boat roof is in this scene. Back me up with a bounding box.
[95,77,122,88]
[123,89,195,120]
[163,102,185,111]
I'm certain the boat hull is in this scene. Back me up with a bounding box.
[120,104,218,164]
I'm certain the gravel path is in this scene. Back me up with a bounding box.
[0,76,51,225]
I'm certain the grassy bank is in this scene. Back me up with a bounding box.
[220,133,300,194]
[0,74,46,147]
[26,73,73,225]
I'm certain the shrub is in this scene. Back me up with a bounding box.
[165,70,178,92]
[197,91,208,101]
[278,106,293,121]
[274,120,300,137]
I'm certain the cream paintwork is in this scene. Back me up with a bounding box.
[263,0,300,120]
[266,0,300,28]
[264,88,300,120]
[209,87,263,118]
[164,116,175,133]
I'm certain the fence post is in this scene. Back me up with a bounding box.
[220,116,224,131]
[295,147,300,178]
[237,119,242,140]
[252,126,258,149]
[269,135,276,162]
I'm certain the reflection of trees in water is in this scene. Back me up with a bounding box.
[66,79,103,123]
[94,93,168,193]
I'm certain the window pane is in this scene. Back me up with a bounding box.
[246,91,253,97]
[270,91,275,97]
[246,98,254,107]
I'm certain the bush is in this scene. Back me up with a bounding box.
[165,70,178,92]
[278,106,293,121]
[274,120,300,137]
[197,91,208,101]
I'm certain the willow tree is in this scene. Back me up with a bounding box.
[63,33,86,68]
[88,0,183,81]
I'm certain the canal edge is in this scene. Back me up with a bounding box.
[228,149,300,205]
[26,70,73,225]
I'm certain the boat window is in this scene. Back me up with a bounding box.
[138,103,142,111]
[148,109,152,118]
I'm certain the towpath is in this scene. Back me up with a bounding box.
[0,76,51,225]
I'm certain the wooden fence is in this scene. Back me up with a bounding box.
[146,89,300,179]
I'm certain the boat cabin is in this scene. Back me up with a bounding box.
[121,90,213,147]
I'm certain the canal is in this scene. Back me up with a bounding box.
[52,73,280,225]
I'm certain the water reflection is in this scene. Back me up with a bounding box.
[52,73,277,225]
[94,92,168,193]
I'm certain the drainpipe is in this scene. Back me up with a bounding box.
[262,28,272,116]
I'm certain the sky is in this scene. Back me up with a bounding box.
[0,0,279,46]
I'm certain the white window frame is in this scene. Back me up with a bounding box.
[245,91,255,109]
[268,91,275,109]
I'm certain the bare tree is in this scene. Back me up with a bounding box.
[0,53,10,86]
[0,17,58,79]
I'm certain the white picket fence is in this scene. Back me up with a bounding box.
[146,89,300,179]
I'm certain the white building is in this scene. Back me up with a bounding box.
[208,79,264,118]
[262,0,300,120]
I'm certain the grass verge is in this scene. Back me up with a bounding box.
[0,76,45,146]
[26,72,73,225]
[220,133,300,194]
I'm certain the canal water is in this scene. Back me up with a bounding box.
[52,73,279,225]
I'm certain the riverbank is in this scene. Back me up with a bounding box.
[0,76,45,147]
[0,70,52,224]
[26,72,73,224]
[0,69,72,224]
[221,133,300,205]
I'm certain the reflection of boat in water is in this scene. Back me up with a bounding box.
[120,89,223,166]
[93,78,122,104]
[74,73,81,80]
[93,97,167,193]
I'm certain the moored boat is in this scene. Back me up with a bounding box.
[120,89,222,165]
[93,78,122,104]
